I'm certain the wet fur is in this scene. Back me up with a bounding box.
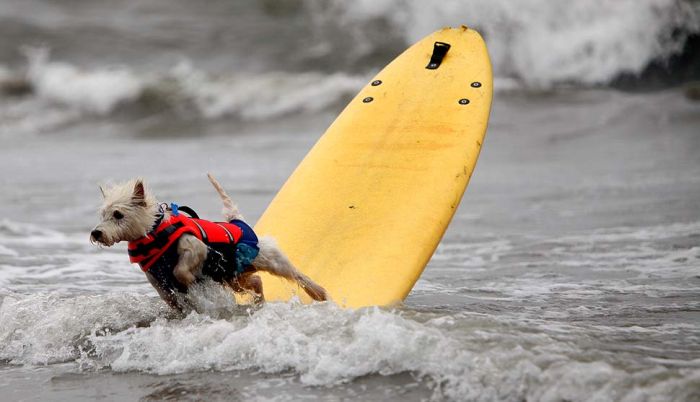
[91,175,328,311]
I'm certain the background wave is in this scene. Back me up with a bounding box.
[0,0,698,136]
[311,0,700,88]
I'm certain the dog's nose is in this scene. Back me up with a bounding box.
[91,230,102,241]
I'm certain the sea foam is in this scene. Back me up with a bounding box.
[318,0,699,88]
[25,48,143,115]
[2,53,366,136]
[1,292,697,401]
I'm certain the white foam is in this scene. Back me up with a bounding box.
[25,47,143,115]
[0,98,84,137]
[91,303,700,400]
[0,244,18,257]
[326,0,699,88]
[0,293,163,365]
[0,218,65,238]
[0,219,147,294]
[0,219,84,247]
[21,53,366,121]
[167,61,365,120]
[1,54,367,136]
[0,292,697,400]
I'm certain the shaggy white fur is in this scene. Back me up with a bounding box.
[91,178,162,247]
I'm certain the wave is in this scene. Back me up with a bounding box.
[0,50,367,135]
[0,292,164,365]
[1,219,699,399]
[23,48,365,120]
[308,0,700,88]
[2,1,698,135]
[0,1,695,99]
[1,292,698,400]
[162,62,366,120]
[24,48,143,115]
[0,219,147,294]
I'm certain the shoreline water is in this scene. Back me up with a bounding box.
[1,88,699,400]
[1,1,699,400]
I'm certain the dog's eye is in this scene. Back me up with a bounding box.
[113,211,124,220]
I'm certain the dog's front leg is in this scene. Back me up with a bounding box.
[173,234,208,287]
[145,271,184,313]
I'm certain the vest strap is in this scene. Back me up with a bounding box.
[128,222,183,257]
[178,205,200,219]
[216,223,235,242]
[190,220,207,242]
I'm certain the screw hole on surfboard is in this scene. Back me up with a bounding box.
[471,82,482,88]
[371,80,382,86]
[363,97,374,103]
[459,98,470,105]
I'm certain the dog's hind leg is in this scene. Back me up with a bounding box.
[238,272,265,304]
[207,173,244,221]
[252,236,328,302]
[239,272,263,297]
[224,272,264,304]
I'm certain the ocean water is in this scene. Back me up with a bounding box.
[1,1,700,401]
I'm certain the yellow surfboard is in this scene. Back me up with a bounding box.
[254,26,492,307]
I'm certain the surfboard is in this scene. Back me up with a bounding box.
[254,26,492,308]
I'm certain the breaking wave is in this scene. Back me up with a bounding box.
[1,1,698,135]
[0,49,366,135]
[1,294,698,401]
[308,0,700,88]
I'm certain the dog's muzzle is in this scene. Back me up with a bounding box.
[90,229,103,243]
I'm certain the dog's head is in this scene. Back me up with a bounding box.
[90,178,158,246]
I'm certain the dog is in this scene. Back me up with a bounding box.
[90,174,327,312]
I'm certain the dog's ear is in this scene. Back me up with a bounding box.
[98,185,106,199]
[132,179,147,207]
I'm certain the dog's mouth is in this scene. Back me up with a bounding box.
[90,235,115,247]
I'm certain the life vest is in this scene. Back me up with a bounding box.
[128,213,243,272]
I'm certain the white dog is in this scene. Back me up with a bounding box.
[90,174,327,311]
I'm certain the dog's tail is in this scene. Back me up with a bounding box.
[255,236,329,302]
[207,173,244,221]
[291,270,328,302]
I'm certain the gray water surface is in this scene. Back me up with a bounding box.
[1,89,698,401]
[1,0,700,400]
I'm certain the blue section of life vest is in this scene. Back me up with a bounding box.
[235,243,258,274]
[230,219,259,273]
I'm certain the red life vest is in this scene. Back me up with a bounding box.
[128,214,243,272]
